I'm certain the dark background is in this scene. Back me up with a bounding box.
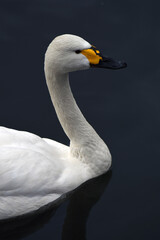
[0,0,160,239]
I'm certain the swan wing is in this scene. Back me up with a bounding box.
[0,127,71,219]
[0,127,70,196]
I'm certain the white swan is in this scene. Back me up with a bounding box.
[0,34,126,220]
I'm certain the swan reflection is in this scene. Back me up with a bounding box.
[0,170,112,240]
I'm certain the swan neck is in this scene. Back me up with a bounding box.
[45,66,111,176]
[45,70,97,145]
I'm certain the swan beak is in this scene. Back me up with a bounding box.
[81,46,127,70]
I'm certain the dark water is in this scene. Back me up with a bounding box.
[0,0,160,239]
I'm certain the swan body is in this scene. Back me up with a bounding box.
[0,34,126,219]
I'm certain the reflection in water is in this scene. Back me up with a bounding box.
[62,170,112,240]
[0,198,62,240]
[0,171,112,240]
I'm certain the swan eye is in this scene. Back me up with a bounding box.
[75,50,81,54]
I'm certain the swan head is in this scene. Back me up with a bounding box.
[45,34,127,74]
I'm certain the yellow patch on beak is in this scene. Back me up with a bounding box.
[81,49,102,65]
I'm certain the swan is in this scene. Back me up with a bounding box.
[0,34,126,220]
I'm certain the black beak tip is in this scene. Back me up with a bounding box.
[121,61,127,69]
[109,60,127,70]
[90,57,127,70]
